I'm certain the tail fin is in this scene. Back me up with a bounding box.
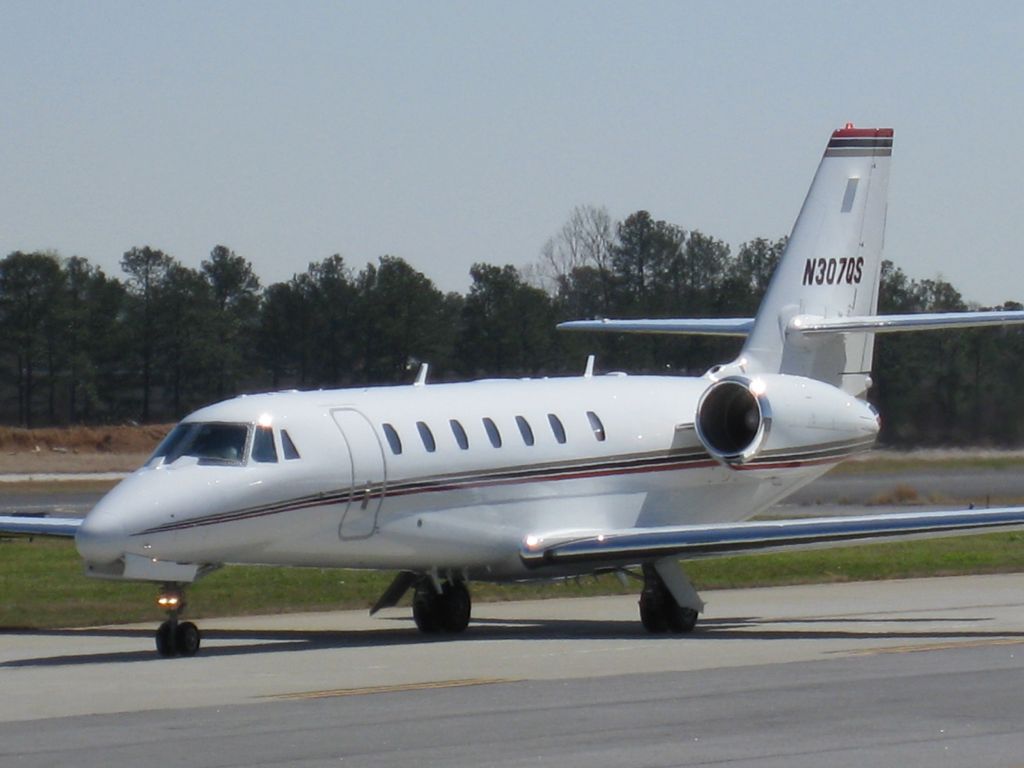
[740,126,892,395]
[557,126,1024,391]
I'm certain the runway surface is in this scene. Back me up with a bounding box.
[4,574,1024,766]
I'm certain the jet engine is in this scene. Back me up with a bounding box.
[695,374,879,466]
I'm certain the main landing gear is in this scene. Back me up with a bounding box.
[368,571,472,634]
[155,584,201,657]
[638,561,703,634]
[411,577,472,634]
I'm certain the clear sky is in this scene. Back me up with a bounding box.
[2,1,1022,306]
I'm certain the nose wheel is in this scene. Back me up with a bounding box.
[155,585,201,657]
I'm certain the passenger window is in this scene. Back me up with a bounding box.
[548,413,567,444]
[450,419,469,450]
[417,421,436,453]
[281,429,301,460]
[252,426,278,463]
[382,423,403,455]
[482,417,502,448]
[515,415,534,446]
[587,411,606,442]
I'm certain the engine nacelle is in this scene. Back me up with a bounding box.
[695,374,879,466]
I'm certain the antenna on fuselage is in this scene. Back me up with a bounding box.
[583,355,595,378]
[414,363,430,387]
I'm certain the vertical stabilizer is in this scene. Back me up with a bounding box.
[740,126,892,395]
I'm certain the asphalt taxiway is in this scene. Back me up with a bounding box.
[3,574,1024,766]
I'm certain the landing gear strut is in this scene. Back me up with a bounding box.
[155,584,201,657]
[639,562,700,634]
[412,578,471,634]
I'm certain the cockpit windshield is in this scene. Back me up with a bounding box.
[149,422,250,466]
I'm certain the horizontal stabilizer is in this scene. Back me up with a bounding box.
[0,515,82,538]
[520,506,1024,568]
[557,318,755,337]
[789,310,1024,335]
[558,310,1024,340]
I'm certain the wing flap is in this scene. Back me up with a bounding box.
[0,515,83,538]
[521,507,1024,568]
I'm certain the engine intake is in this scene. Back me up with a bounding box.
[696,377,769,464]
[695,374,880,467]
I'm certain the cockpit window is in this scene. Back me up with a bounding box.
[184,423,248,464]
[149,422,249,466]
[252,426,278,463]
[281,430,301,460]
[149,424,191,465]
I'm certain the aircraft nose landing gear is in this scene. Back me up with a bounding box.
[155,584,201,657]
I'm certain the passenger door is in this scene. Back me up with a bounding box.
[331,408,387,539]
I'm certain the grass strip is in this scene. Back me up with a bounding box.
[3,533,1024,629]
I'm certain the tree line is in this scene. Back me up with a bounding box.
[2,205,1022,446]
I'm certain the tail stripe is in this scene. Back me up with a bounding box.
[827,128,893,158]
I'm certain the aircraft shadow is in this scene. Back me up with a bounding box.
[4,613,1024,668]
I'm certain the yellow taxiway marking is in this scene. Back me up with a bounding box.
[845,637,1024,656]
[265,677,516,701]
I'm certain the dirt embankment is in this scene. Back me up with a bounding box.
[0,425,172,474]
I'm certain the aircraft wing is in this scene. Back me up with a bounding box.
[520,507,1024,568]
[0,515,82,538]
[557,318,755,336]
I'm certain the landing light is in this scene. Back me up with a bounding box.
[749,377,767,396]
[157,595,181,609]
[258,413,273,428]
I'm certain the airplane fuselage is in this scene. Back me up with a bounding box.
[77,373,877,581]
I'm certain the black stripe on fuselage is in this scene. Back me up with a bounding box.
[134,439,872,535]
[134,449,714,534]
[742,437,876,468]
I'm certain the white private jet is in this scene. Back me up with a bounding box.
[6,125,1024,658]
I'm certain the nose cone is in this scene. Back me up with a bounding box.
[75,493,130,564]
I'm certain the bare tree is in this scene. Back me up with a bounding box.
[539,205,615,291]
